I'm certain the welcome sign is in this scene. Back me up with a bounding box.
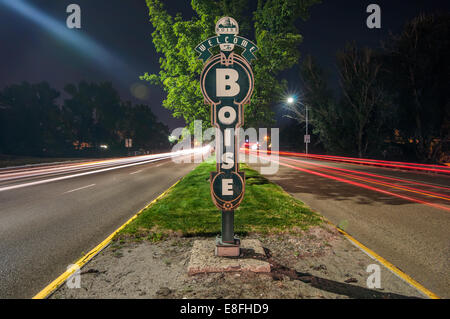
[197,17,257,255]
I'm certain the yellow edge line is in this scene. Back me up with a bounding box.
[32,179,181,299]
[324,220,440,299]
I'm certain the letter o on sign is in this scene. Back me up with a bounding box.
[218,106,236,125]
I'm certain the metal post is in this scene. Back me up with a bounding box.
[305,105,309,156]
[221,210,234,243]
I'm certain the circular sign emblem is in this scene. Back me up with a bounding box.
[215,17,239,51]
[211,172,245,210]
[200,53,254,105]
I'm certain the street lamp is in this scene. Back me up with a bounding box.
[287,96,295,104]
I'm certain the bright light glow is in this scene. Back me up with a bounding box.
[100,144,108,149]
[251,144,258,150]
[0,145,213,192]
[287,97,295,104]
[0,0,132,81]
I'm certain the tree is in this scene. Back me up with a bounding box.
[0,82,67,156]
[337,44,392,158]
[140,0,320,130]
[63,81,124,150]
[296,55,348,154]
[383,12,450,163]
[297,52,393,158]
[122,102,170,151]
[0,80,170,157]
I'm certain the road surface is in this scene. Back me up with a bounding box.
[248,151,450,298]
[0,152,198,298]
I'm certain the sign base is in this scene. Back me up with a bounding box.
[188,239,270,275]
[215,236,241,257]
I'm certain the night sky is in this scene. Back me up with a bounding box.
[0,0,448,129]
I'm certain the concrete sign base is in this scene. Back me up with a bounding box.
[188,239,271,275]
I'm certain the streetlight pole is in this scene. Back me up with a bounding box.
[286,96,309,155]
[305,105,308,156]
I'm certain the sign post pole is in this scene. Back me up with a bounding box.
[196,17,258,257]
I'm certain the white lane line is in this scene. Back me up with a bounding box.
[130,170,142,175]
[156,161,169,167]
[63,184,96,194]
[0,156,174,193]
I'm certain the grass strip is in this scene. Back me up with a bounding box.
[118,158,322,240]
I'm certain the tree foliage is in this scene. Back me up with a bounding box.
[0,82,67,155]
[337,44,393,158]
[383,12,450,163]
[141,0,320,130]
[0,81,169,156]
[298,56,350,154]
[295,13,449,163]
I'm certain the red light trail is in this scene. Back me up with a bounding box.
[251,149,450,175]
[276,156,450,201]
[273,159,450,212]
[243,149,450,213]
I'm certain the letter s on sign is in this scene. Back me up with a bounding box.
[221,152,234,169]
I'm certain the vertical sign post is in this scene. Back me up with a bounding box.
[125,138,132,155]
[196,17,258,257]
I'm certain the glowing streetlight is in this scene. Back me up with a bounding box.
[287,96,295,104]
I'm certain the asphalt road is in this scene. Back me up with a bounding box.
[249,152,450,298]
[0,153,198,298]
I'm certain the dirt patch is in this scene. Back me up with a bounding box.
[51,225,425,299]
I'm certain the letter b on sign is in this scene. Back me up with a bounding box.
[216,69,240,97]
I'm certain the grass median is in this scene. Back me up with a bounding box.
[118,158,322,241]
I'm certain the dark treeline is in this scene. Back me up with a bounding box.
[287,12,449,163]
[0,81,170,157]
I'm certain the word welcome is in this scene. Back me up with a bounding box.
[195,35,258,63]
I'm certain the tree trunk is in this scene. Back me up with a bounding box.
[358,129,363,158]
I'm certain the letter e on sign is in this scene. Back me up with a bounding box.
[222,179,233,196]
